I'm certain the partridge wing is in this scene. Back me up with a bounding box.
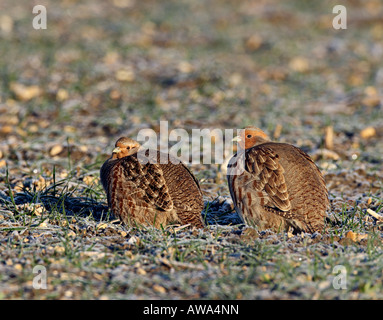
[245,146,293,217]
[104,156,174,218]
[120,156,174,211]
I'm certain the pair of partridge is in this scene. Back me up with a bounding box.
[100,137,204,229]
[101,128,329,233]
[227,126,329,233]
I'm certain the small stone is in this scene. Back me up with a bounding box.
[0,15,14,34]
[50,145,63,157]
[229,73,242,87]
[177,61,193,73]
[324,126,334,150]
[56,89,69,101]
[38,222,48,228]
[0,125,12,135]
[96,222,108,230]
[14,263,23,271]
[311,149,340,161]
[152,284,166,294]
[64,125,76,133]
[360,127,376,139]
[345,230,368,242]
[54,246,66,254]
[136,268,147,275]
[109,89,121,100]
[115,68,135,82]
[10,82,41,101]
[364,86,378,96]
[83,176,96,186]
[119,230,128,237]
[288,57,309,73]
[361,96,381,108]
[0,159,6,168]
[245,34,263,51]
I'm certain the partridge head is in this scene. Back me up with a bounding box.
[233,126,270,149]
[111,137,141,159]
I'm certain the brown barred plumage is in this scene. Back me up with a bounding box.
[100,137,204,229]
[227,127,329,233]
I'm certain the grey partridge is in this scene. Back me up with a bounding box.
[100,137,204,229]
[227,127,329,233]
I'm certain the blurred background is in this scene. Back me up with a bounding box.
[0,0,382,197]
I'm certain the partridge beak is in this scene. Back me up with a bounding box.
[112,147,121,154]
[232,136,241,142]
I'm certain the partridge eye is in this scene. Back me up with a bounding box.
[246,134,252,138]
[127,146,131,150]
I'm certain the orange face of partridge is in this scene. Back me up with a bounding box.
[112,137,141,159]
[234,127,270,150]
